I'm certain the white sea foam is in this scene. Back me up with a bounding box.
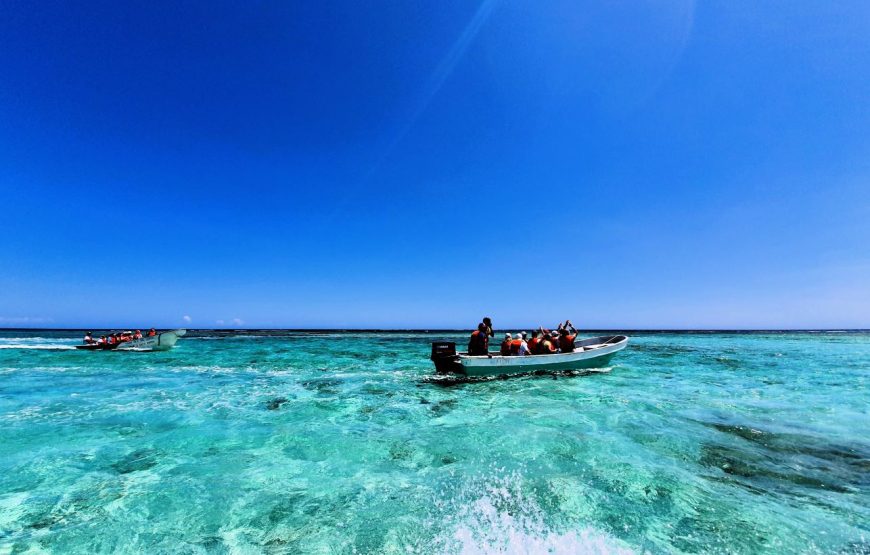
[428,470,635,555]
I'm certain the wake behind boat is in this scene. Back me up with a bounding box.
[431,334,629,377]
[76,329,186,351]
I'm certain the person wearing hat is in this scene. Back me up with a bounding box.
[517,333,532,356]
[538,331,557,354]
[83,331,95,345]
[500,333,512,356]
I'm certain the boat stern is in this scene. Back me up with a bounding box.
[430,342,464,374]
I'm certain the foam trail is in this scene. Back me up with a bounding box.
[428,470,635,555]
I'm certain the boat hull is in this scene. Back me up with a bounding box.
[440,335,628,377]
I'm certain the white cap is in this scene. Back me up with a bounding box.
[521,331,527,338]
[505,332,511,338]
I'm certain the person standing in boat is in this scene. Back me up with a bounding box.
[467,323,489,355]
[559,320,579,353]
[482,317,494,339]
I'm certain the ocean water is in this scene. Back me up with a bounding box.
[0,330,868,554]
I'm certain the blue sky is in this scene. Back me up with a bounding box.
[1,0,868,329]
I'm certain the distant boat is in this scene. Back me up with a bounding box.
[76,329,187,352]
[430,335,628,377]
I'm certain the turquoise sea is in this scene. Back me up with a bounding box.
[0,330,868,554]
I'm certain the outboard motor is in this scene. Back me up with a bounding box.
[430,341,463,374]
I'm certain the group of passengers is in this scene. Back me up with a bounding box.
[83,328,157,345]
[467,318,580,356]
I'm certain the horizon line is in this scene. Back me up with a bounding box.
[1,327,868,333]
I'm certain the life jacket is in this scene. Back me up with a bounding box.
[509,339,522,355]
[468,330,486,355]
[527,338,539,353]
[559,334,576,352]
[500,340,511,356]
[107,336,115,344]
[540,339,555,353]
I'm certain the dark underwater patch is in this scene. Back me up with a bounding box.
[111,448,160,474]
[300,378,343,395]
[704,421,870,481]
[198,536,228,554]
[389,442,414,461]
[429,398,457,416]
[266,397,288,410]
[713,356,742,369]
[698,443,853,493]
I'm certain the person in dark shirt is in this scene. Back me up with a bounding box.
[482,317,494,339]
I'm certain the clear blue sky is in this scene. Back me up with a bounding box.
[1,1,868,329]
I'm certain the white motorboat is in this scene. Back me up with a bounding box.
[76,329,187,351]
[430,335,628,377]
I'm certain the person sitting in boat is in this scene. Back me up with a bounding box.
[510,333,532,356]
[106,334,116,345]
[147,328,157,337]
[467,323,489,355]
[97,335,107,345]
[558,320,579,353]
[499,333,512,356]
[537,332,557,354]
[134,330,143,340]
[527,331,540,354]
[83,332,96,344]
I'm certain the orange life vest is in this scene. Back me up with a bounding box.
[500,340,511,356]
[469,330,488,355]
[509,339,522,355]
[527,338,539,353]
[559,334,576,352]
